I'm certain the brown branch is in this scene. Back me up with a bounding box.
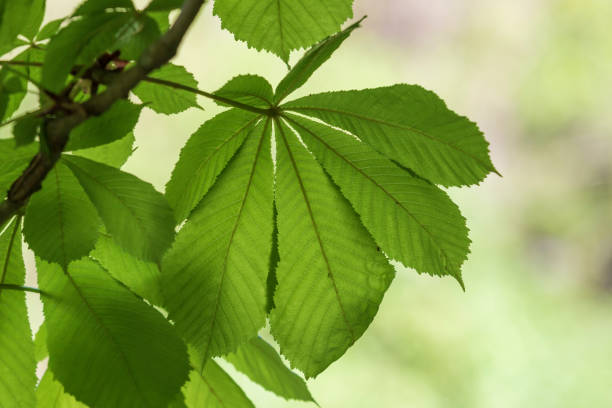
[0,0,205,227]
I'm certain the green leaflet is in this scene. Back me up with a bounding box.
[0,0,36,54]
[13,116,43,147]
[133,64,201,114]
[0,139,37,197]
[213,0,354,63]
[275,17,364,103]
[19,0,45,41]
[225,337,314,402]
[270,119,394,378]
[74,0,134,15]
[181,350,255,408]
[162,119,273,360]
[165,109,260,222]
[0,218,37,408]
[66,100,142,151]
[92,234,163,305]
[34,323,48,362]
[214,75,274,108]
[73,131,135,168]
[37,370,88,408]
[63,155,175,262]
[283,85,498,186]
[285,114,470,284]
[23,162,101,268]
[37,258,190,408]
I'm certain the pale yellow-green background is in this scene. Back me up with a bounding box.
[16,0,612,407]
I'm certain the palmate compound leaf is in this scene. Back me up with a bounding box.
[283,85,498,187]
[165,109,261,222]
[214,75,274,108]
[23,161,102,268]
[213,0,354,63]
[162,118,273,360]
[225,337,314,402]
[133,63,201,114]
[177,349,254,408]
[284,114,470,285]
[37,258,190,408]
[63,155,175,262]
[0,218,37,407]
[271,118,395,378]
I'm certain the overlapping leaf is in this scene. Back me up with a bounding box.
[180,351,254,408]
[73,131,135,168]
[284,114,470,284]
[213,0,354,62]
[37,258,190,408]
[66,100,142,151]
[0,218,37,408]
[37,370,88,408]
[92,234,163,305]
[133,64,201,114]
[270,119,395,377]
[0,0,37,54]
[23,162,101,268]
[165,109,260,222]
[63,155,175,262]
[225,337,314,402]
[283,85,497,186]
[162,119,273,359]
[0,140,37,198]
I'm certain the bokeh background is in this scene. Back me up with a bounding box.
[13,0,612,407]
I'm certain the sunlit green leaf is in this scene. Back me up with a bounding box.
[270,119,394,378]
[37,258,190,408]
[213,0,354,62]
[214,75,273,108]
[162,119,273,359]
[0,218,37,408]
[63,155,175,262]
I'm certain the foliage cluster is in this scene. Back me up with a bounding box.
[0,0,496,406]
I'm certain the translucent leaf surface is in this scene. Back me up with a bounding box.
[165,109,260,222]
[37,258,190,408]
[23,162,101,268]
[0,0,36,54]
[133,64,201,114]
[162,119,273,359]
[0,218,36,408]
[63,155,175,262]
[74,0,134,15]
[0,140,37,197]
[213,0,354,62]
[225,337,314,402]
[73,132,135,168]
[270,119,394,378]
[214,75,274,108]
[181,351,255,408]
[285,114,470,283]
[283,85,498,186]
[92,234,163,305]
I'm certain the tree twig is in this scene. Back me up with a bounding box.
[0,0,206,227]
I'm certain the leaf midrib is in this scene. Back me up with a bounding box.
[63,271,153,406]
[285,105,493,172]
[275,117,356,342]
[201,118,270,366]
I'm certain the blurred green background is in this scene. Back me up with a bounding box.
[14,0,612,406]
